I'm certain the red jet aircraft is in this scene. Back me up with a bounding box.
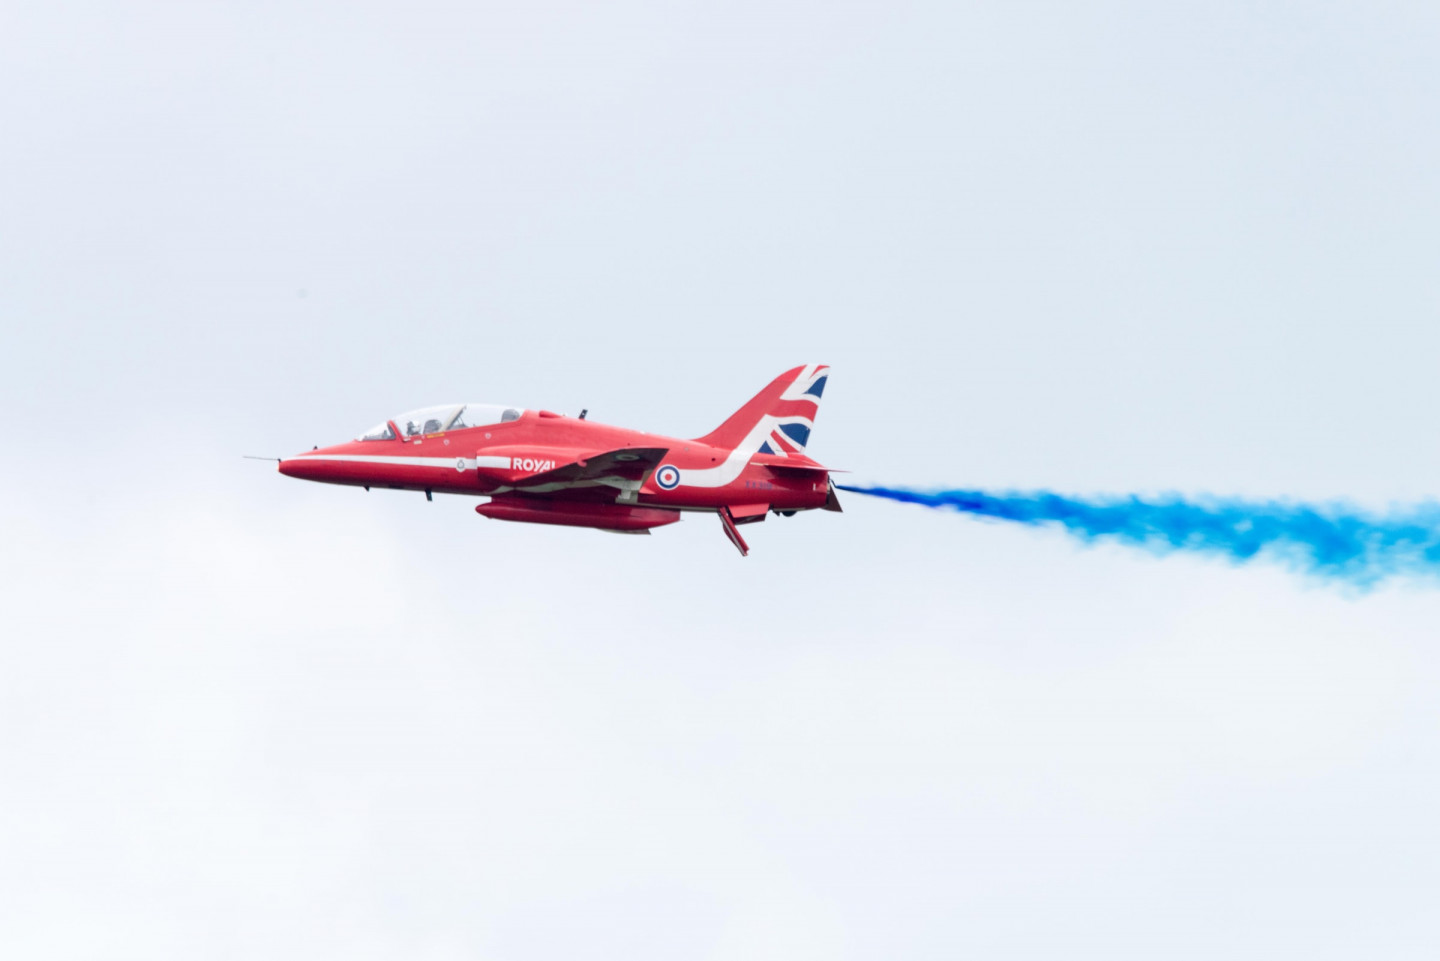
[278,365,840,555]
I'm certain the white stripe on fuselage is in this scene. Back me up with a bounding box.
[285,454,512,470]
[676,414,811,488]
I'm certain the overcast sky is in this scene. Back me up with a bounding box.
[4,2,1440,958]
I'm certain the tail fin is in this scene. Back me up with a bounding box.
[694,365,829,456]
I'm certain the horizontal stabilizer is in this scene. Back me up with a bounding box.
[759,459,839,474]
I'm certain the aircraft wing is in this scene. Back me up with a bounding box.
[508,447,669,500]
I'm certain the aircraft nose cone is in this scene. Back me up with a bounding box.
[278,448,356,485]
[278,454,320,480]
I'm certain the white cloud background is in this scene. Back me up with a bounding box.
[4,2,1440,957]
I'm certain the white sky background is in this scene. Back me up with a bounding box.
[3,2,1440,957]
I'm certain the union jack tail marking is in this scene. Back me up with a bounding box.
[694,365,829,457]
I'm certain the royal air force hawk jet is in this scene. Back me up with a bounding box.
[276,365,840,555]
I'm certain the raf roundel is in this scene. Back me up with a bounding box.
[655,464,682,490]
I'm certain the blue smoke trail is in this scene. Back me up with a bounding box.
[836,484,1440,587]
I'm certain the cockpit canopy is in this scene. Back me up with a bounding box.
[357,403,523,441]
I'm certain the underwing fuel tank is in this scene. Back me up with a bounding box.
[475,498,681,532]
